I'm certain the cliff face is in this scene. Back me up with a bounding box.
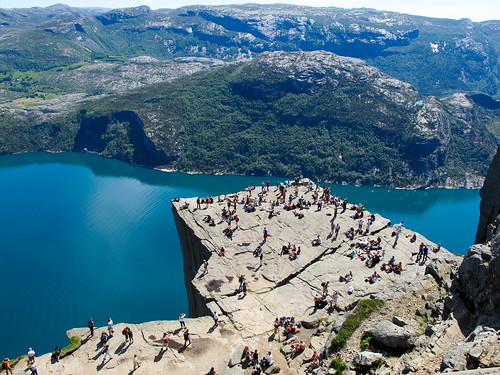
[452,145,500,319]
[476,145,500,244]
[172,204,213,317]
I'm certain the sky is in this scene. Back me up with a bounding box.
[0,0,498,22]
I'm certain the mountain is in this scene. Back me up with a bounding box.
[0,4,499,97]
[1,50,498,188]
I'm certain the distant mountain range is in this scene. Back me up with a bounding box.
[0,4,499,188]
[0,4,499,97]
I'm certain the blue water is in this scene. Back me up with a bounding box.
[0,152,480,359]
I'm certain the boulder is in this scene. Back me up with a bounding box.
[365,320,416,349]
[264,363,280,374]
[228,345,246,367]
[301,317,321,329]
[425,258,458,286]
[441,342,474,372]
[353,351,384,367]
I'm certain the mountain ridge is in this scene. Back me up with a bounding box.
[1,50,497,188]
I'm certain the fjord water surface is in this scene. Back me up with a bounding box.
[0,152,479,358]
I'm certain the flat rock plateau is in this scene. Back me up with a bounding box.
[9,179,500,374]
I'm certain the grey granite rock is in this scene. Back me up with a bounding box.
[365,320,416,349]
[353,351,384,367]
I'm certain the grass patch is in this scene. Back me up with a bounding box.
[330,299,384,351]
[360,334,373,349]
[330,357,347,374]
[57,336,82,359]
[8,355,27,369]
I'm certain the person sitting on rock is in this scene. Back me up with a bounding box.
[254,245,262,257]
[294,209,305,219]
[394,262,403,274]
[289,248,298,260]
[261,351,273,369]
[251,364,262,375]
[339,271,353,283]
[433,243,441,253]
[311,235,322,246]
[303,351,318,364]
[365,271,379,284]
[314,294,327,310]
[100,332,108,345]
[346,227,355,240]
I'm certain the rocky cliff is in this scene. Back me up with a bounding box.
[10,177,500,374]
[476,146,500,244]
[452,144,500,323]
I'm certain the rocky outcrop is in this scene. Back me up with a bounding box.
[19,178,500,374]
[452,146,500,318]
[476,146,500,244]
[365,320,417,349]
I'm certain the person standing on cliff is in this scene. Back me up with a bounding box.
[203,259,208,275]
[108,317,114,337]
[183,329,191,347]
[88,318,94,337]
[263,228,268,243]
[212,311,219,328]
[179,313,186,329]
[2,358,13,375]
[393,222,404,248]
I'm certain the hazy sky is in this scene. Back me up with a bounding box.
[1,0,498,22]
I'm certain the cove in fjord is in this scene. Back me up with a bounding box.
[0,152,479,359]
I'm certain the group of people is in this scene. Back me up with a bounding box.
[279,242,301,260]
[241,346,274,373]
[273,316,300,340]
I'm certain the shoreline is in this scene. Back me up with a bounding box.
[3,150,484,190]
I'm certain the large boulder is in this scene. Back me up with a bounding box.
[453,240,500,315]
[365,320,416,349]
[264,363,281,374]
[353,351,384,367]
[441,342,474,372]
[228,345,246,367]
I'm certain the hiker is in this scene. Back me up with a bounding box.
[183,329,191,347]
[162,332,169,350]
[107,317,114,336]
[101,344,112,361]
[54,345,61,362]
[2,358,13,375]
[212,311,219,328]
[100,331,108,345]
[127,327,134,343]
[133,354,141,370]
[179,313,186,329]
[122,327,130,342]
[88,318,94,337]
[27,348,35,362]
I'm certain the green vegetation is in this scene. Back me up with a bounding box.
[360,334,373,349]
[330,299,384,351]
[0,49,497,188]
[330,357,347,375]
[7,355,26,369]
[59,336,82,359]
